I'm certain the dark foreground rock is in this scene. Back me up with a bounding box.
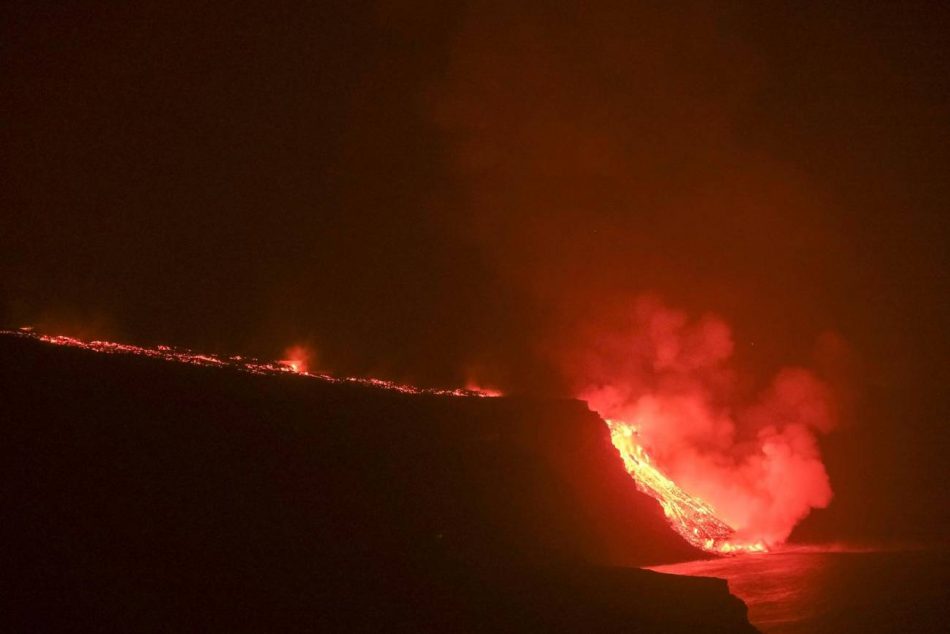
[0,335,756,632]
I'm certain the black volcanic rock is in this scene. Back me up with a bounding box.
[0,335,756,632]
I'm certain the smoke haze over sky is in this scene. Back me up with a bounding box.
[2,1,948,544]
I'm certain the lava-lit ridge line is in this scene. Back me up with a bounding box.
[3,329,496,398]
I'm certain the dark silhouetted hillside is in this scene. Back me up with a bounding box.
[0,335,756,632]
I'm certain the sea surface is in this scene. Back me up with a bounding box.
[649,548,950,633]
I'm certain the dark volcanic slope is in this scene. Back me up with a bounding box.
[0,335,755,633]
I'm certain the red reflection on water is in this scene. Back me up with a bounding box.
[650,553,829,632]
[647,547,947,633]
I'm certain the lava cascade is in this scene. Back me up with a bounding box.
[607,418,766,554]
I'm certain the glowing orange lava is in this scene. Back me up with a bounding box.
[464,381,504,397]
[607,418,767,555]
[7,329,495,398]
[280,345,312,374]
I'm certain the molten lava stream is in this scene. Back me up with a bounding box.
[605,419,767,555]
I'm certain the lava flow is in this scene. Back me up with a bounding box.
[607,418,767,555]
[6,327,767,556]
[5,329,496,398]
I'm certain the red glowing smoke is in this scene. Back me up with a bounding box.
[281,344,315,374]
[566,296,837,547]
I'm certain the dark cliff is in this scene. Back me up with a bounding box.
[0,335,756,632]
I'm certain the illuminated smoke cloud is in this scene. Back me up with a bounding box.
[429,4,844,548]
[281,344,316,374]
[571,296,836,546]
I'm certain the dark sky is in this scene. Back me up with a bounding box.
[2,1,948,543]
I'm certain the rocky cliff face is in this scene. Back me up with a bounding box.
[0,335,756,632]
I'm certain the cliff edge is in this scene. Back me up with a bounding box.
[0,334,756,632]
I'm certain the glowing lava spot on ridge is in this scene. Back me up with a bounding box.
[281,345,313,374]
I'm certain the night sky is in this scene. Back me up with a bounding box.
[3,2,948,544]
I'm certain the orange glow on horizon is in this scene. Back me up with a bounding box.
[464,381,504,397]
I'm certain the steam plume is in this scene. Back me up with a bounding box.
[567,296,835,545]
[431,4,842,545]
